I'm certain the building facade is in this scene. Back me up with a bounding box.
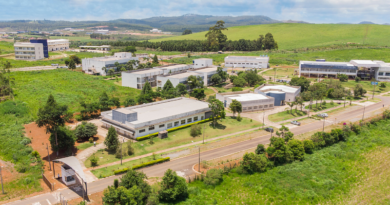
[216,91,275,112]
[14,42,44,61]
[30,39,49,58]
[224,55,269,69]
[47,39,69,51]
[101,98,212,139]
[82,52,139,76]
[255,84,301,106]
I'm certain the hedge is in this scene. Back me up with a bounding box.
[114,157,170,175]
[136,117,214,141]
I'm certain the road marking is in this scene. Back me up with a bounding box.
[46,199,52,205]
[32,202,41,205]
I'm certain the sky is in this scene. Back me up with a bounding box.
[1,0,390,24]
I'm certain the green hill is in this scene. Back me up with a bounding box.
[150,24,390,50]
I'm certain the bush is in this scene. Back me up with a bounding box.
[114,157,170,175]
[115,144,128,158]
[242,152,268,174]
[90,154,99,167]
[350,123,361,134]
[232,87,243,92]
[255,144,265,155]
[190,124,202,137]
[204,169,223,186]
[303,140,315,154]
[355,77,361,82]
[338,74,348,82]
[89,137,94,143]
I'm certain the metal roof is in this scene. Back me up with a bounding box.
[53,156,86,181]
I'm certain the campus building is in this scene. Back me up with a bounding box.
[79,45,111,51]
[82,52,139,76]
[101,97,212,139]
[255,84,301,106]
[216,91,275,112]
[30,39,49,58]
[47,39,69,51]
[224,55,269,69]
[299,60,390,82]
[13,42,44,61]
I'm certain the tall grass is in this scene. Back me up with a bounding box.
[179,119,390,204]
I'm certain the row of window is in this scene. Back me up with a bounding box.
[138,116,204,133]
[378,72,390,76]
[226,62,260,65]
[301,68,356,73]
[15,52,35,55]
[15,56,36,59]
[15,47,35,50]
[242,104,273,111]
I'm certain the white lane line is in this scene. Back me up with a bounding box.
[46,199,52,205]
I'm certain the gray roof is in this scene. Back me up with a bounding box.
[53,156,86,181]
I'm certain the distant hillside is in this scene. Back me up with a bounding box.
[359,21,376,24]
[149,23,390,50]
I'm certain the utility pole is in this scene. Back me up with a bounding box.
[198,147,200,172]
[202,124,205,144]
[46,144,51,171]
[372,82,376,99]
[0,166,4,194]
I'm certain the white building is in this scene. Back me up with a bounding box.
[299,59,390,82]
[216,91,275,112]
[94,30,109,35]
[150,28,162,33]
[224,55,269,69]
[82,52,139,76]
[255,84,301,106]
[193,58,213,69]
[122,64,190,89]
[101,97,212,139]
[79,45,111,51]
[14,42,44,61]
[47,39,69,51]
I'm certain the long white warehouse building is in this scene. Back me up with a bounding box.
[224,55,269,69]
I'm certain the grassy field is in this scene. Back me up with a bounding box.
[262,67,296,78]
[10,69,140,116]
[323,79,390,94]
[268,109,307,122]
[166,48,390,66]
[304,102,340,111]
[85,117,262,168]
[76,142,96,151]
[179,119,390,204]
[0,41,14,54]
[150,24,390,50]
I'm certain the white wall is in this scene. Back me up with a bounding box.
[121,72,139,88]
[193,59,213,69]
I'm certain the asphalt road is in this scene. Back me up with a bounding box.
[7,96,389,205]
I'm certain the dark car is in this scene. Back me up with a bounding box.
[265,127,274,133]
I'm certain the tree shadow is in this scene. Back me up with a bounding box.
[210,122,227,130]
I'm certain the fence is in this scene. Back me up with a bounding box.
[42,174,54,191]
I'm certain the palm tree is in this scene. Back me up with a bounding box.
[273,67,277,82]
[108,69,114,76]
[286,101,295,114]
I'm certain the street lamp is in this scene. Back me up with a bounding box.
[121,138,124,165]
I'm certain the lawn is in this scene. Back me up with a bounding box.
[76,142,96,151]
[85,117,262,168]
[204,88,215,96]
[179,119,390,204]
[0,41,14,54]
[10,69,140,116]
[268,109,307,122]
[322,79,390,94]
[304,101,340,111]
[150,23,390,50]
[261,66,296,78]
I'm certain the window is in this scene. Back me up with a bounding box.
[194,116,198,121]
[243,107,247,110]
[254,106,258,109]
[255,63,258,65]
[181,120,186,125]
[167,123,173,128]
[139,129,145,133]
[264,105,268,108]
[201,116,204,120]
[149,125,155,131]
[386,73,390,76]
[159,124,165,128]
[269,104,274,108]
[174,121,179,126]
[248,107,252,110]
[187,118,192,123]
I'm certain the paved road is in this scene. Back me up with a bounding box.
[7,96,389,205]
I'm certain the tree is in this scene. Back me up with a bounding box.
[233,77,246,87]
[187,75,203,89]
[74,121,97,140]
[255,144,265,155]
[263,33,278,50]
[119,169,151,203]
[153,55,159,64]
[242,152,268,174]
[210,74,222,85]
[266,137,294,165]
[380,82,386,88]
[286,101,295,114]
[159,169,188,202]
[331,88,345,99]
[99,91,110,110]
[64,59,70,66]
[190,88,205,100]
[105,126,119,152]
[0,66,15,99]
[209,99,225,127]
[204,169,223,186]
[69,55,81,64]
[290,76,311,92]
[190,124,202,137]
[176,83,188,96]
[108,69,115,76]
[217,67,228,82]
[182,29,192,35]
[68,59,76,71]
[287,139,305,161]
[49,126,76,152]
[162,79,174,92]
[103,186,142,205]
[338,74,348,82]
[355,77,361,82]
[295,96,304,111]
[124,97,136,107]
[354,84,367,97]
[229,99,242,117]
[138,81,155,103]
[303,139,315,154]
[36,94,70,153]
[245,70,264,86]
[205,21,228,50]
[124,46,137,53]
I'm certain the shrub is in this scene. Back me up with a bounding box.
[190,124,202,137]
[204,169,223,186]
[242,152,268,174]
[232,87,243,92]
[255,144,265,155]
[287,139,305,161]
[350,123,361,134]
[114,179,119,189]
[90,154,99,167]
[338,74,348,82]
[303,140,315,154]
[355,77,361,82]
[114,157,170,175]
[89,137,94,143]
[115,144,128,158]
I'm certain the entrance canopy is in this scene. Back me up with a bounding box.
[53,156,86,182]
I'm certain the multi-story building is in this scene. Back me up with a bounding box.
[255,84,301,106]
[47,39,69,51]
[30,39,49,58]
[82,52,139,76]
[101,97,212,139]
[14,42,44,61]
[216,91,275,112]
[224,55,269,69]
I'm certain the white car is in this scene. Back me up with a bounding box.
[317,113,329,118]
[291,121,301,126]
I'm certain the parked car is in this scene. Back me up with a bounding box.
[291,121,301,126]
[265,127,274,132]
[317,113,329,118]
[51,64,59,66]
[57,66,68,69]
